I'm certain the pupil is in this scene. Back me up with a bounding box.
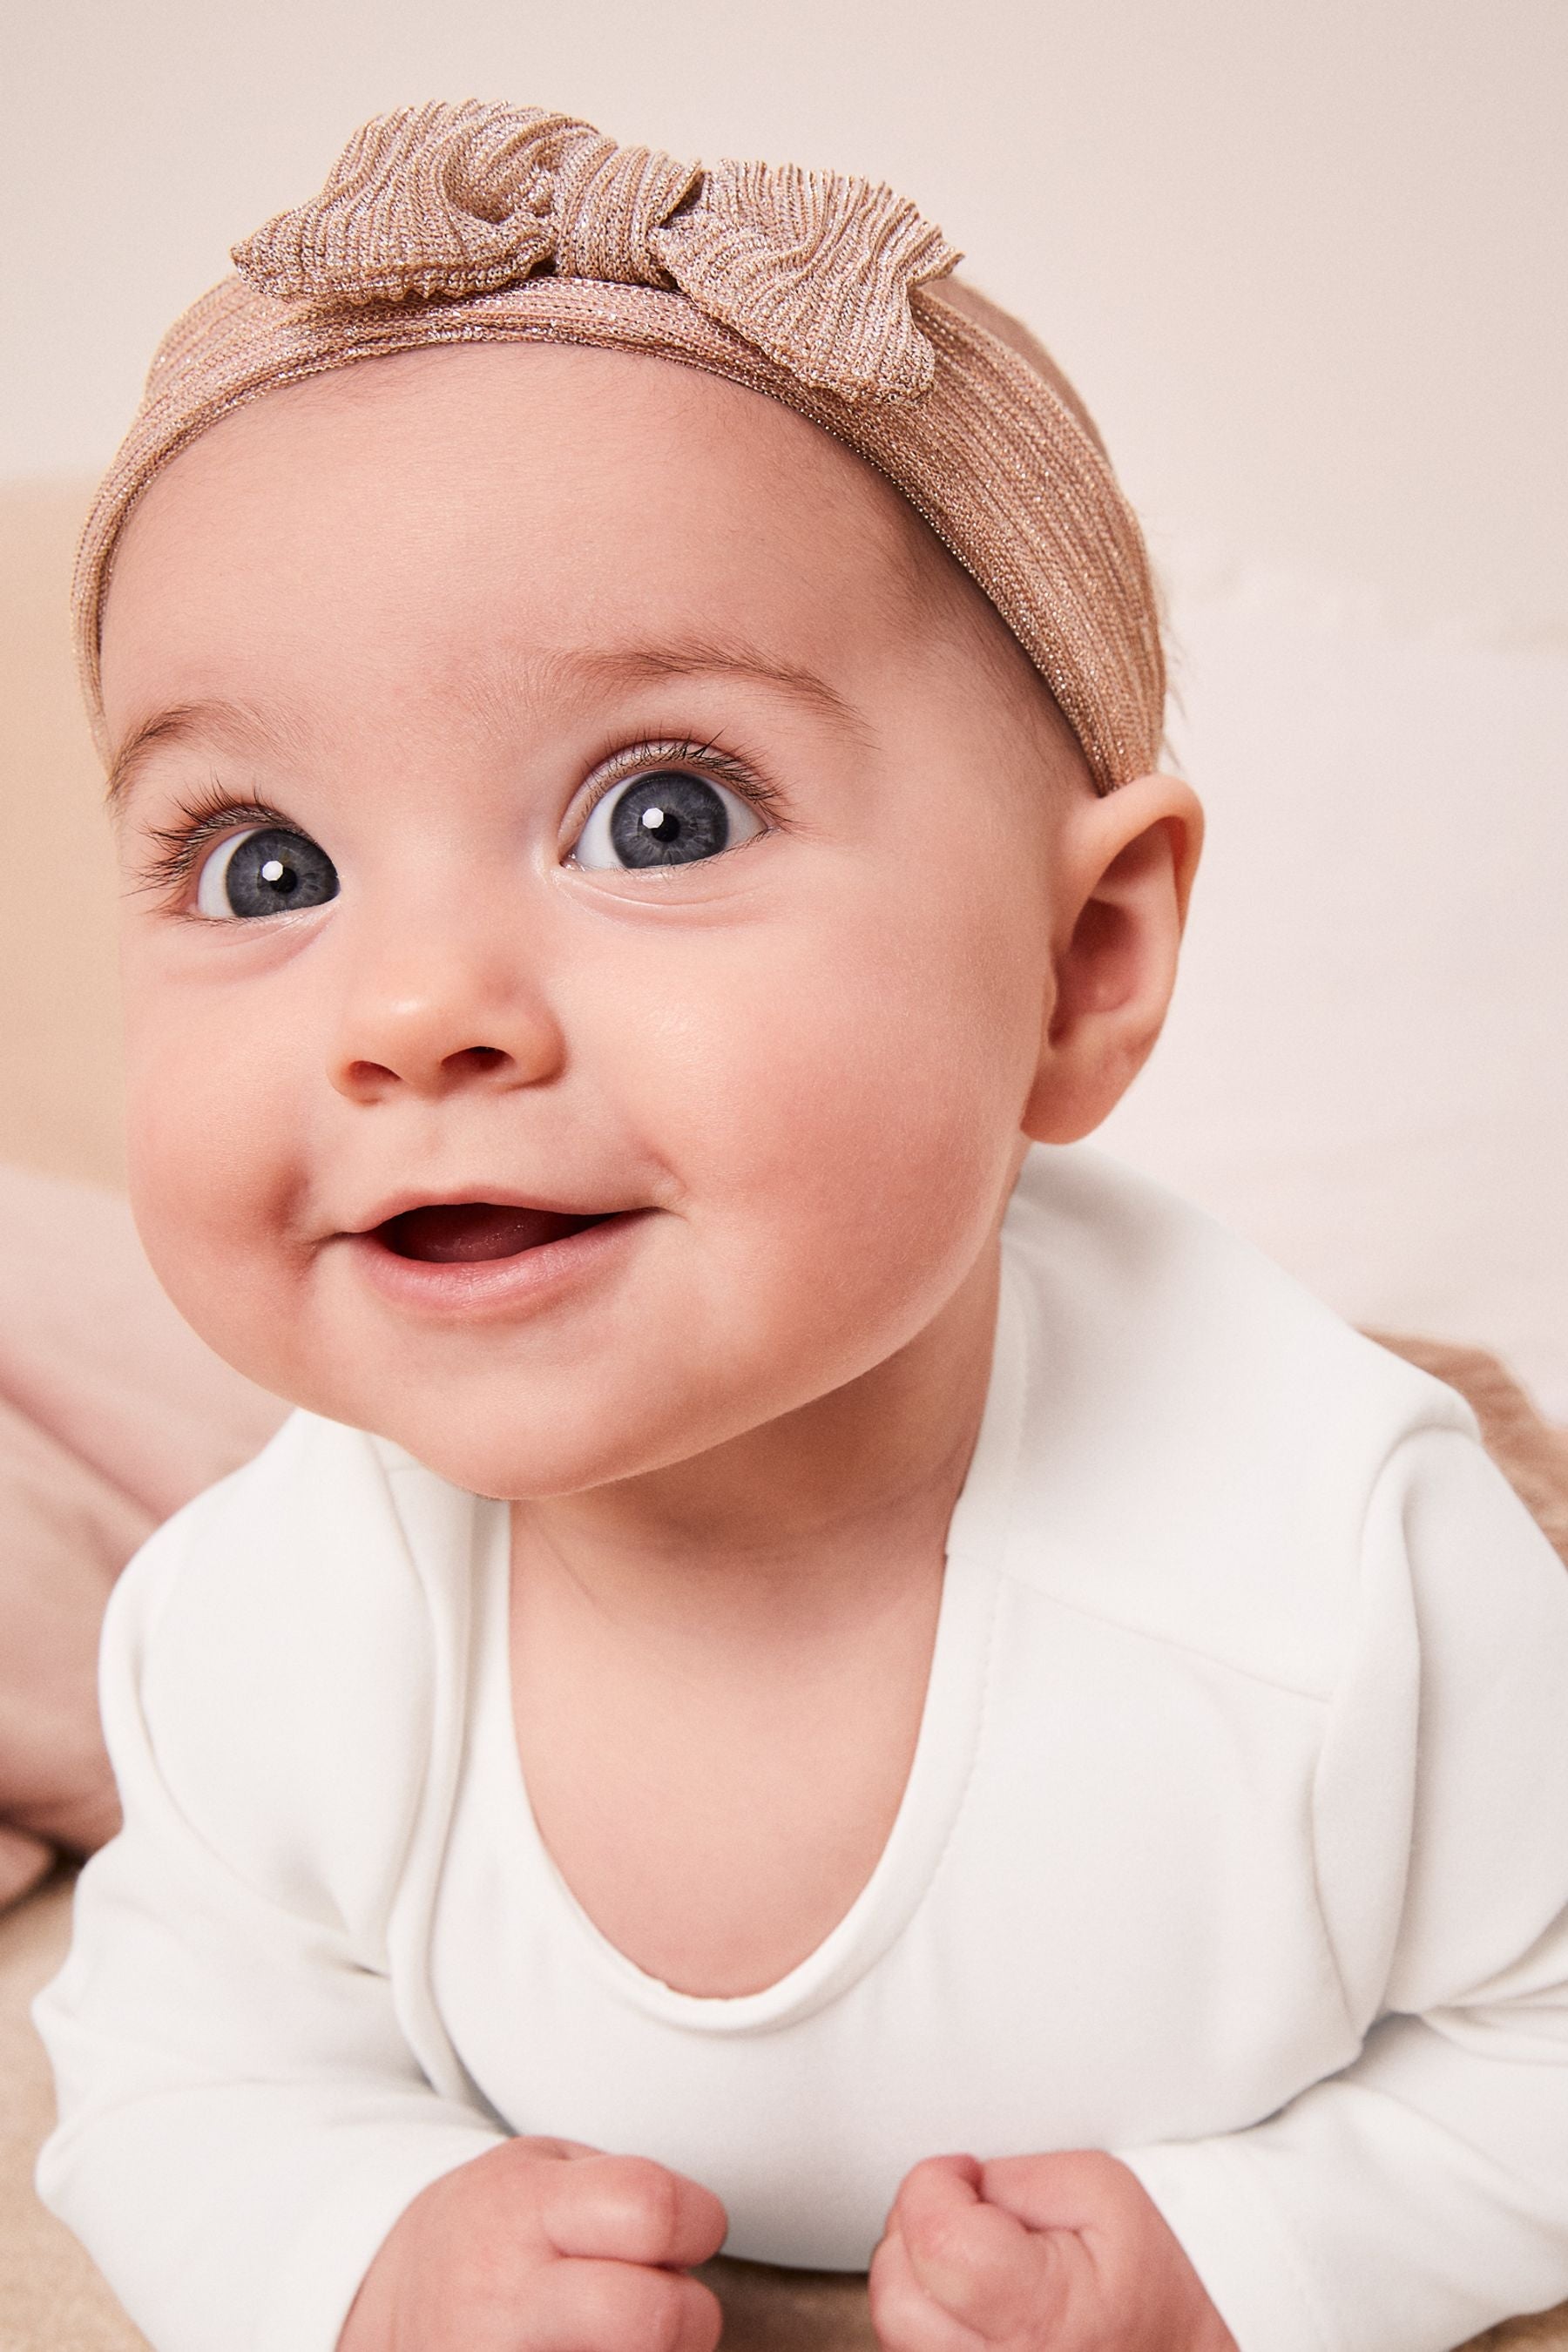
[609,773,728,868]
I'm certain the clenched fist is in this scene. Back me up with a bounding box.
[868,2151,1237,2352]
[337,2135,728,2352]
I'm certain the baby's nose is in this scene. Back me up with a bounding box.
[328,938,565,1103]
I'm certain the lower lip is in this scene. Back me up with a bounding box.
[343,1208,656,1321]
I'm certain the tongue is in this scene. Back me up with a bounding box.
[379,1203,600,1263]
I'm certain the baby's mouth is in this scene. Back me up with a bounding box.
[374,1203,612,1263]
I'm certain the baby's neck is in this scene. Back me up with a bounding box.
[508,1238,1002,1648]
[505,1241,1002,1994]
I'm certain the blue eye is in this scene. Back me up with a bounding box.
[195,826,339,920]
[572,770,765,872]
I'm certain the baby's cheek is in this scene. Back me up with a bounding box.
[788,911,1025,1186]
[121,1007,316,1379]
[614,911,1033,1341]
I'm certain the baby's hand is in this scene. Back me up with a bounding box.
[336,2135,727,2352]
[868,2151,1237,2352]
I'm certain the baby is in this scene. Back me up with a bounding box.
[31,101,1568,2352]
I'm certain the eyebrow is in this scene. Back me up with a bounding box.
[105,701,301,818]
[106,637,872,817]
[544,640,873,745]
[449,634,875,758]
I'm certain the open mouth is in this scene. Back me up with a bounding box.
[373,1203,615,1264]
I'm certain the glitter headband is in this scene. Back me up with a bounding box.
[73,102,1166,793]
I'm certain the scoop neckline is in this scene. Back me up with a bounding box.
[470,1251,1027,2036]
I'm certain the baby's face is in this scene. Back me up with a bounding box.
[100,343,1086,1496]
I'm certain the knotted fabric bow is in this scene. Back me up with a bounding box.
[231,102,962,407]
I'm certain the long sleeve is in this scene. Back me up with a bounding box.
[30,1414,508,2352]
[1119,1423,1568,2352]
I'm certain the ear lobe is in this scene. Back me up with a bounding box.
[1022,773,1203,1146]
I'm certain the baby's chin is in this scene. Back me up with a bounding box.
[304,1372,794,1505]
[165,1290,793,1504]
[234,1282,931,1507]
[365,1404,693,1504]
[125,1221,705,1497]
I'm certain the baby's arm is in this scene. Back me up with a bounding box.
[30,1414,720,2352]
[878,1423,1568,2352]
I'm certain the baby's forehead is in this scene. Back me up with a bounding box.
[110,338,1014,719]
[223,341,918,553]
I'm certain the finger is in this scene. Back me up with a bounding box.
[890,2153,984,2213]
[517,2135,607,2163]
[886,2155,984,2256]
[520,2257,722,2352]
[978,2149,1132,2235]
[895,2160,1021,2301]
[868,2219,990,2352]
[537,2153,728,2268]
[896,2160,1081,2341]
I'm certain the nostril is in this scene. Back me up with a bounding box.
[344,1059,400,1092]
[448,1046,509,1074]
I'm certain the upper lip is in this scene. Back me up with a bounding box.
[342,1186,635,1236]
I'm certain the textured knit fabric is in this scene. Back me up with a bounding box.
[71,102,1164,794]
[30,1143,1568,2352]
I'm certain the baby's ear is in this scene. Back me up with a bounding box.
[1020,772,1203,1146]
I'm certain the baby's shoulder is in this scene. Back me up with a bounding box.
[104,1409,478,1930]
[995,1145,1483,1699]
[118,1404,452,1646]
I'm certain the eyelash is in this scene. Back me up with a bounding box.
[572,739,783,858]
[131,784,294,902]
[130,740,785,906]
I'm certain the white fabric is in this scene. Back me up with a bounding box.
[31,1142,1568,2352]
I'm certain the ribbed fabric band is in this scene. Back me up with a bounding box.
[72,103,1166,794]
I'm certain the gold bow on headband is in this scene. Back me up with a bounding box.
[231,101,962,406]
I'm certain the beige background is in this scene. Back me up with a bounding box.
[3,0,1565,1408]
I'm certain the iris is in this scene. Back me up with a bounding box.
[605,773,732,868]
[214,828,339,918]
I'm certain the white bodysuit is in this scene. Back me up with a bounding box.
[32,1144,1568,2352]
